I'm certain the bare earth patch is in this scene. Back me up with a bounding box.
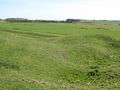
[18,77,84,89]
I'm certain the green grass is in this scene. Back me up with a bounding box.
[0,21,120,90]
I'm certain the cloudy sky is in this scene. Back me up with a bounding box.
[0,0,120,20]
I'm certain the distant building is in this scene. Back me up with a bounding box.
[65,19,80,23]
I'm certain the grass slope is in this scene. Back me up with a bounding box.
[0,21,120,90]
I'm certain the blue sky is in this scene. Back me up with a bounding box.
[0,0,120,20]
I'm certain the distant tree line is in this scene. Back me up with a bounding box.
[2,18,114,23]
[4,18,82,23]
[5,18,65,23]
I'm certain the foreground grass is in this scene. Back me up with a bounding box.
[0,21,120,90]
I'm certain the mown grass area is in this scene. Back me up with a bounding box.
[0,21,120,90]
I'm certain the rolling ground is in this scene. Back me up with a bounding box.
[0,21,120,90]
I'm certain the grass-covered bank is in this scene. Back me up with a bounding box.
[0,21,120,90]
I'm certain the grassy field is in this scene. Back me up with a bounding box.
[0,21,120,90]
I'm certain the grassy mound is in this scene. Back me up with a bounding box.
[0,22,120,90]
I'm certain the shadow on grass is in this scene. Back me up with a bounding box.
[86,34,120,48]
[0,59,20,70]
[0,29,57,38]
